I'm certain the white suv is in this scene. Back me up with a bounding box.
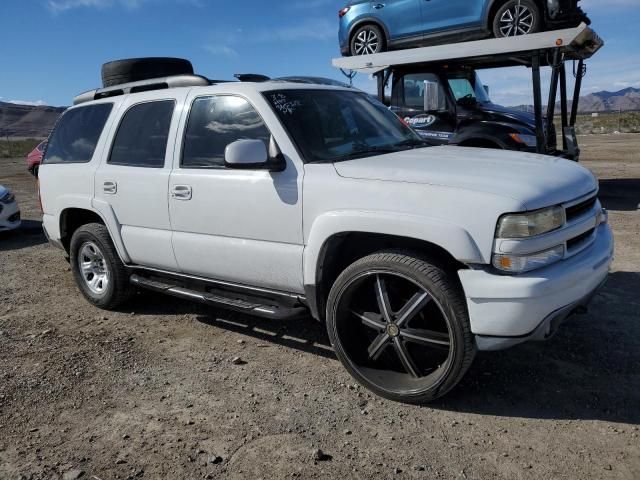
[39,69,613,403]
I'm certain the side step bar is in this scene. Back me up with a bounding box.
[130,274,307,320]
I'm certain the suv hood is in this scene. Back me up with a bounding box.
[0,185,8,197]
[333,146,597,210]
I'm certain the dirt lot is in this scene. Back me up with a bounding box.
[1,135,638,480]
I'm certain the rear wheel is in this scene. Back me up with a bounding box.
[492,0,541,38]
[70,223,134,309]
[349,24,386,56]
[326,251,475,404]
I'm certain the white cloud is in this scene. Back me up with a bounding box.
[204,44,238,57]
[8,100,48,106]
[47,0,201,12]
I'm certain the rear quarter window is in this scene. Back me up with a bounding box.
[42,103,113,164]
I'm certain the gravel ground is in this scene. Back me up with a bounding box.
[1,135,638,480]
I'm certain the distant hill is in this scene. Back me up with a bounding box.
[0,101,66,138]
[510,87,640,113]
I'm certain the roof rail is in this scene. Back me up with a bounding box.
[332,23,603,73]
[73,74,211,105]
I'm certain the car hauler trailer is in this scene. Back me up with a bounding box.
[333,23,603,160]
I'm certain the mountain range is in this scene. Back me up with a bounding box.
[510,87,640,114]
[0,101,66,138]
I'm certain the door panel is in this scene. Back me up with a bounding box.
[94,93,186,270]
[371,0,423,39]
[421,0,484,32]
[169,93,304,293]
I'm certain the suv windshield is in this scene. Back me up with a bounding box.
[446,71,491,104]
[264,89,425,163]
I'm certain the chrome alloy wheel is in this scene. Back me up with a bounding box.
[77,241,110,295]
[499,3,535,37]
[334,271,454,393]
[353,28,380,55]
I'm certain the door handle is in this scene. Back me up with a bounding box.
[374,3,385,9]
[171,185,192,201]
[103,181,117,195]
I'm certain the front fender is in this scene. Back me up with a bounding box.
[303,210,484,286]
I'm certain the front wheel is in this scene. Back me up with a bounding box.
[492,0,541,38]
[326,251,475,404]
[349,24,385,56]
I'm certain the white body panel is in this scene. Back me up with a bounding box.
[93,91,187,270]
[168,88,304,291]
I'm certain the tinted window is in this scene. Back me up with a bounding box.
[402,73,447,110]
[109,100,175,168]
[446,71,491,104]
[182,96,270,168]
[42,103,112,164]
[265,89,422,164]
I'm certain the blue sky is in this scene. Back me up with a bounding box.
[0,0,639,107]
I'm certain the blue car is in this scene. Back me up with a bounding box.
[339,0,589,56]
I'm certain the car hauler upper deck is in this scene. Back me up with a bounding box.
[333,23,603,160]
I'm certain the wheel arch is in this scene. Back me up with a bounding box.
[59,206,130,263]
[303,212,483,321]
[348,18,390,49]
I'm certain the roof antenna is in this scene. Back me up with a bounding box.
[340,68,357,87]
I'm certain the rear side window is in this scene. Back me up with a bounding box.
[109,100,175,168]
[182,95,270,168]
[42,103,113,164]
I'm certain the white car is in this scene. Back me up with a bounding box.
[38,67,613,404]
[0,185,21,232]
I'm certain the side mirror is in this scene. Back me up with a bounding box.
[423,81,441,112]
[483,85,490,95]
[224,138,285,171]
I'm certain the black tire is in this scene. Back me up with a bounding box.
[492,0,541,38]
[70,223,134,309]
[349,24,386,56]
[101,57,194,87]
[326,251,475,404]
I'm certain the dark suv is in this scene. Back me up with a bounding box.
[339,0,589,56]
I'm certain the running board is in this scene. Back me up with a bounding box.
[130,274,307,320]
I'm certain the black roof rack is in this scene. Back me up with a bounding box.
[73,74,211,105]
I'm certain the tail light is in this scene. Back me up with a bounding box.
[338,7,350,18]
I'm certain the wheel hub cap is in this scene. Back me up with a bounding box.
[354,29,379,55]
[78,241,110,295]
[499,4,534,37]
[386,323,400,338]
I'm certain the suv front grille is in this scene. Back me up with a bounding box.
[565,196,597,222]
[567,227,595,251]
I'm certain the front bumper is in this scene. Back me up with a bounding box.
[458,222,613,350]
[0,201,21,232]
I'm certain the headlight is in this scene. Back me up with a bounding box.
[493,245,565,273]
[496,206,565,238]
[0,191,15,204]
[509,133,538,147]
